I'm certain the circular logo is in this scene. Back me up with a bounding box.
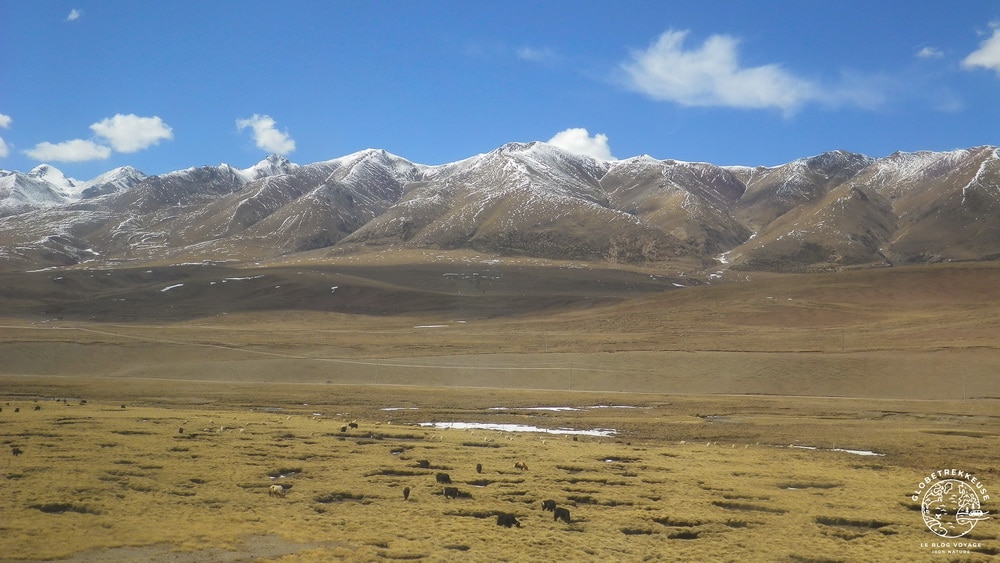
[919,477,989,538]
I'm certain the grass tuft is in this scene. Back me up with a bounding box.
[30,503,101,515]
[814,516,892,529]
[314,491,365,503]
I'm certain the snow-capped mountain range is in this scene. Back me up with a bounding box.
[1,142,998,273]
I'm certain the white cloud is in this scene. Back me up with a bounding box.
[547,128,614,160]
[236,114,296,155]
[916,46,944,59]
[962,25,1000,74]
[23,140,112,162]
[620,30,819,114]
[89,114,173,153]
[66,9,82,21]
[0,114,11,157]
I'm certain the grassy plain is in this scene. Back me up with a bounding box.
[1,254,999,561]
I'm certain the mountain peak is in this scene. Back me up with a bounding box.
[243,154,298,180]
[28,164,76,189]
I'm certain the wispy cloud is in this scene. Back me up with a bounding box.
[517,46,558,64]
[0,113,10,158]
[90,114,173,153]
[236,114,295,155]
[66,9,82,22]
[962,24,1000,74]
[24,139,111,162]
[916,46,944,59]
[620,29,884,114]
[547,128,614,160]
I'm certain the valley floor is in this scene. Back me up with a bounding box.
[1,262,998,560]
[1,377,998,561]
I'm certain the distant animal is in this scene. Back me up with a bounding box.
[554,507,571,523]
[11,447,23,457]
[435,472,452,484]
[403,486,410,500]
[14,408,19,413]
[120,404,126,409]
[417,459,431,468]
[268,484,287,498]
[541,499,556,512]
[178,427,184,434]
[443,486,459,499]
[348,422,359,429]
[476,463,482,474]
[496,513,522,528]
[33,405,40,411]
[340,425,348,433]
[514,461,528,470]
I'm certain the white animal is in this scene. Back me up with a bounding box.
[268,484,287,498]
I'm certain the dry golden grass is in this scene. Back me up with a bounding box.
[1,259,999,560]
[1,384,998,562]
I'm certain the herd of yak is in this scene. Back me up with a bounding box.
[6,404,574,531]
[274,421,574,530]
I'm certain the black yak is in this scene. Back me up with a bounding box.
[496,513,522,528]
[554,507,571,523]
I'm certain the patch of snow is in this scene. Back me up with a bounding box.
[788,444,882,456]
[419,421,616,437]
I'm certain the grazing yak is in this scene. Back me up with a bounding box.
[496,513,522,528]
[417,459,431,468]
[348,422,359,429]
[268,484,287,498]
[340,425,348,433]
[514,461,528,470]
[435,472,452,484]
[443,486,459,499]
[554,507,571,523]
[541,499,556,512]
[11,447,23,457]
[403,487,410,500]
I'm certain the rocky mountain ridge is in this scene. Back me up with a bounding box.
[1,143,997,274]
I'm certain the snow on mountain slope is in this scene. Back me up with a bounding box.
[602,156,751,254]
[1,143,999,272]
[341,142,693,263]
[241,154,298,181]
[80,166,148,198]
[0,168,74,214]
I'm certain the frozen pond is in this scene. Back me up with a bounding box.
[419,421,616,437]
[788,445,883,456]
[488,405,640,412]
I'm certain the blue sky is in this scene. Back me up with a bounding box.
[1,1,999,179]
